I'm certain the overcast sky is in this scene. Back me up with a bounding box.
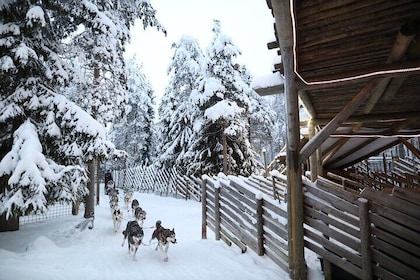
[125,0,277,104]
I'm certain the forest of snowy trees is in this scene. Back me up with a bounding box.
[0,1,286,227]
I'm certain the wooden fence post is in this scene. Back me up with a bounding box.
[358,198,373,280]
[256,194,264,256]
[215,184,221,241]
[201,178,207,239]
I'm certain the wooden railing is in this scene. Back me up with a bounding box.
[201,173,289,271]
[303,176,420,280]
[115,165,419,279]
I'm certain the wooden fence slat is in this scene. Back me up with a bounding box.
[370,202,420,232]
[371,237,420,269]
[372,265,401,280]
[370,226,420,257]
[392,187,420,205]
[262,198,288,218]
[304,238,363,277]
[304,206,360,238]
[304,215,360,252]
[361,187,420,219]
[317,176,359,203]
[369,213,420,246]
[371,249,420,279]
[304,194,359,227]
[262,211,288,238]
[306,182,359,216]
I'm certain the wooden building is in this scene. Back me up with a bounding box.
[259,1,420,279]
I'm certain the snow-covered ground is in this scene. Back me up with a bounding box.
[0,189,323,280]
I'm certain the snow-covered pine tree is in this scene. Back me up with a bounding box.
[0,2,116,229]
[187,20,260,176]
[109,56,155,167]
[269,93,287,160]
[63,0,164,219]
[238,64,276,164]
[156,36,204,171]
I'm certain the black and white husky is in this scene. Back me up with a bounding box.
[134,207,147,227]
[121,221,144,261]
[131,199,139,213]
[154,227,177,262]
[112,208,123,233]
[123,190,133,210]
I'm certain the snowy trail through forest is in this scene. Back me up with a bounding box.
[0,189,289,280]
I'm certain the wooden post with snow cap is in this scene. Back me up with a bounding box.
[263,148,268,177]
[214,180,221,241]
[256,191,264,256]
[201,177,207,239]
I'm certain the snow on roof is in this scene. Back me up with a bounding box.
[251,72,284,90]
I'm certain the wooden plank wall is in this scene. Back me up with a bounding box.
[202,174,289,272]
[303,176,420,280]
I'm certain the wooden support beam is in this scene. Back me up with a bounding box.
[399,138,420,159]
[271,0,306,278]
[322,123,362,165]
[333,139,401,169]
[326,138,377,168]
[382,75,407,102]
[363,23,416,113]
[300,78,381,162]
[308,120,318,181]
[311,111,420,126]
[298,90,316,118]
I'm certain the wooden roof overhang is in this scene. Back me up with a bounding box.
[264,0,420,170]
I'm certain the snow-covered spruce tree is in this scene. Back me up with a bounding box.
[238,64,276,164]
[186,20,260,177]
[66,0,163,124]
[269,93,287,160]
[63,0,164,218]
[156,35,204,171]
[108,56,155,167]
[0,2,116,229]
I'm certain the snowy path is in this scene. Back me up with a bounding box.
[0,190,289,280]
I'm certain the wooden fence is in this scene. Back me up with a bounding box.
[115,166,420,279]
[114,166,201,201]
[201,173,289,271]
[303,176,420,280]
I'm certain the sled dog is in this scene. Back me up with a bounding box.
[134,207,147,227]
[121,220,144,261]
[123,190,133,210]
[153,226,177,262]
[112,208,123,233]
[131,199,139,213]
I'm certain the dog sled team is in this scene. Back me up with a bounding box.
[108,187,177,262]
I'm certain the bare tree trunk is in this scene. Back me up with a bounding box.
[84,159,95,220]
[72,199,80,216]
[96,160,100,205]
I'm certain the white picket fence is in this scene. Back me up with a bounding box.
[114,165,202,201]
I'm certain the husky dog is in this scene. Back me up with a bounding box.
[121,221,144,261]
[134,207,147,227]
[109,192,119,204]
[153,226,177,262]
[112,208,123,233]
[109,199,118,215]
[123,190,133,210]
[131,199,139,213]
